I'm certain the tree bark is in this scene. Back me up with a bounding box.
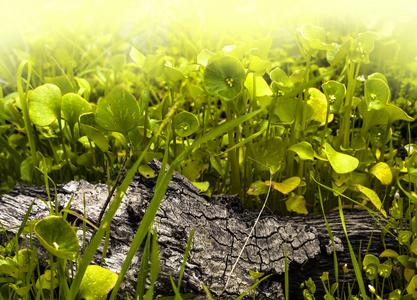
[0,160,396,299]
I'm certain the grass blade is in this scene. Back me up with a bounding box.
[178,228,195,290]
[136,230,152,300]
[338,197,367,299]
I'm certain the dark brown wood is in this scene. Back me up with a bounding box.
[0,160,396,299]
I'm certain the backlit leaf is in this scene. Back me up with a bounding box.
[248,52,270,76]
[244,73,273,100]
[130,47,145,68]
[266,177,301,194]
[78,265,118,300]
[270,67,294,93]
[94,85,140,135]
[287,142,314,161]
[203,56,246,102]
[300,24,334,51]
[322,81,346,114]
[327,38,352,66]
[370,162,393,185]
[29,83,61,127]
[385,104,415,123]
[174,111,199,137]
[365,78,390,111]
[34,216,79,260]
[324,142,359,174]
[61,93,92,127]
[307,97,333,126]
[354,184,387,218]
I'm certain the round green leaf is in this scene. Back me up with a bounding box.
[324,142,359,174]
[78,265,118,300]
[203,56,246,102]
[34,216,79,260]
[174,111,199,137]
[370,162,392,185]
[365,78,390,111]
[251,137,285,174]
[363,254,380,268]
[61,93,92,127]
[94,85,140,135]
[288,142,314,161]
[29,83,61,127]
[322,81,346,114]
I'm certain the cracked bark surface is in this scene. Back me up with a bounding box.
[0,160,396,299]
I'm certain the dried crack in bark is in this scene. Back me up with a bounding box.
[0,160,396,299]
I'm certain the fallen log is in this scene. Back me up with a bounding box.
[0,160,396,299]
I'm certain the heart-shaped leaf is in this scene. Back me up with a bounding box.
[77,265,118,300]
[324,142,359,174]
[29,84,61,127]
[365,78,390,111]
[61,93,92,128]
[34,216,79,260]
[266,177,301,194]
[203,56,246,102]
[95,85,140,135]
[174,111,199,137]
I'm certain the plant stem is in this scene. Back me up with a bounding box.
[226,102,241,197]
[17,60,40,185]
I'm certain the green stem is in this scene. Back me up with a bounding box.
[17,60,40,185]
[226,102,241,197]
[342,61,361,149]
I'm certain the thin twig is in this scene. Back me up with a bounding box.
[96,142,132,225]
[217,170,273,298]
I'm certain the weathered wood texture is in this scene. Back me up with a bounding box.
[0,160,396,299]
